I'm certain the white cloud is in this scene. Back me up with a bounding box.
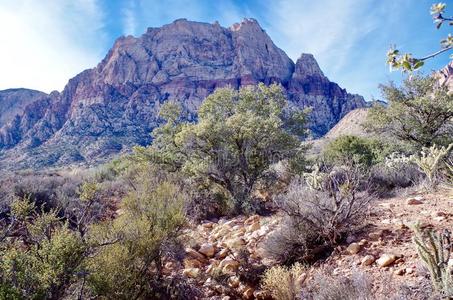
[122,1,137,35]
[0,0,106,93]
[265,0,378,71]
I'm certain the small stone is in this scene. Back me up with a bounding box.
[247,222,261,232]
[244,215,260,225]
[185,248,206,260]
[182,268,200,278]
[184,258,203,268]
[346,243,361,255]
[228,276,240,288]
[434,216,445,222]
[406,198,423,205]
[243,287,255,300]
[216,248,229,259]
[361,255,375,266]
[254,290,271,300]
[433,211,446,217]
[394,268,405,276]
[358,239,368,246]
[377,254,397,267]
[199,243,216,257]
[225,238,246,250]
[368,232,382,241]
[202,222,214,228]
[220,257,240,273]
[405,267,414,274]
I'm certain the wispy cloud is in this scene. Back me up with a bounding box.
[0,0,106,93]
[122,1,137,35]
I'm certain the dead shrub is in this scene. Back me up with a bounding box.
[263,166,372,264]
[301,270,372,300]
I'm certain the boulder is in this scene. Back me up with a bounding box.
[361,255,375,266]
[346,243,361,255]
[376,254,397,267]
[199,243,216,257]
[182,268,200,278]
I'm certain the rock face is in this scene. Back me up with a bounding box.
[0,18,367,170]
[0,89,47,127]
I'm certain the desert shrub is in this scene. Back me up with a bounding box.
[86,181,186,299]
[0,197,87,299]
[264,167,372,264]
[413,225,453,297]
[323,135,390,167]
[301,270,372,300]
[261,263,305,300]
[369,157,423,194]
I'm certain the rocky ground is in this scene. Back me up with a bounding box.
[163,187,452,299]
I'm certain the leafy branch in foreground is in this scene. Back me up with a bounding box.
[387,2,453,72]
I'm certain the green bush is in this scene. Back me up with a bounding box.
[0,198,87,299]
[86,181,185,299]
[323,135,391,167]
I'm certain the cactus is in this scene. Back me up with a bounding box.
[303,165,326,190]
[413,225,453,297]
[412,143,453,188]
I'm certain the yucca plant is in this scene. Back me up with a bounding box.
[413,224,453,297]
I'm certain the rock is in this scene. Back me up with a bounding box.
[254,290,272,300]
[394,268,405,276]
[346,243,361,255]
[361,255,375,266]
[434,216,446,222]
[228,276,240,288]
[376,254,397,267]
[247,222,261,232]
[184,258,203,268]
[244,215,260,225]
[368,232,382,241]
[220,257,240,273]
[243,287,255,299]
[406,198,423,205]
[225,237,246,250]
[358,239,367,246]
[199,243,216,257]
[185,248,206,261]
[406,267,414,274]
[216,248,230,259]
[182,268,200,278]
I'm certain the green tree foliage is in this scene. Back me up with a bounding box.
[140,83,308,213]
[366,75,453,149]
[86,181,185,299]
[387,2,452,72]
[323,135,390,167]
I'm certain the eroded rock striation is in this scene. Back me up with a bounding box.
[0,18,367,170]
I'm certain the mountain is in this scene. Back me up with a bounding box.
[0,18,366,170]
[0,89,47,127]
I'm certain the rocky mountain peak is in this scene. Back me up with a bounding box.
[294,53,324,78]
[0,19,367,170]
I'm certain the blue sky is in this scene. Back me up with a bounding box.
[0,0,451,100]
